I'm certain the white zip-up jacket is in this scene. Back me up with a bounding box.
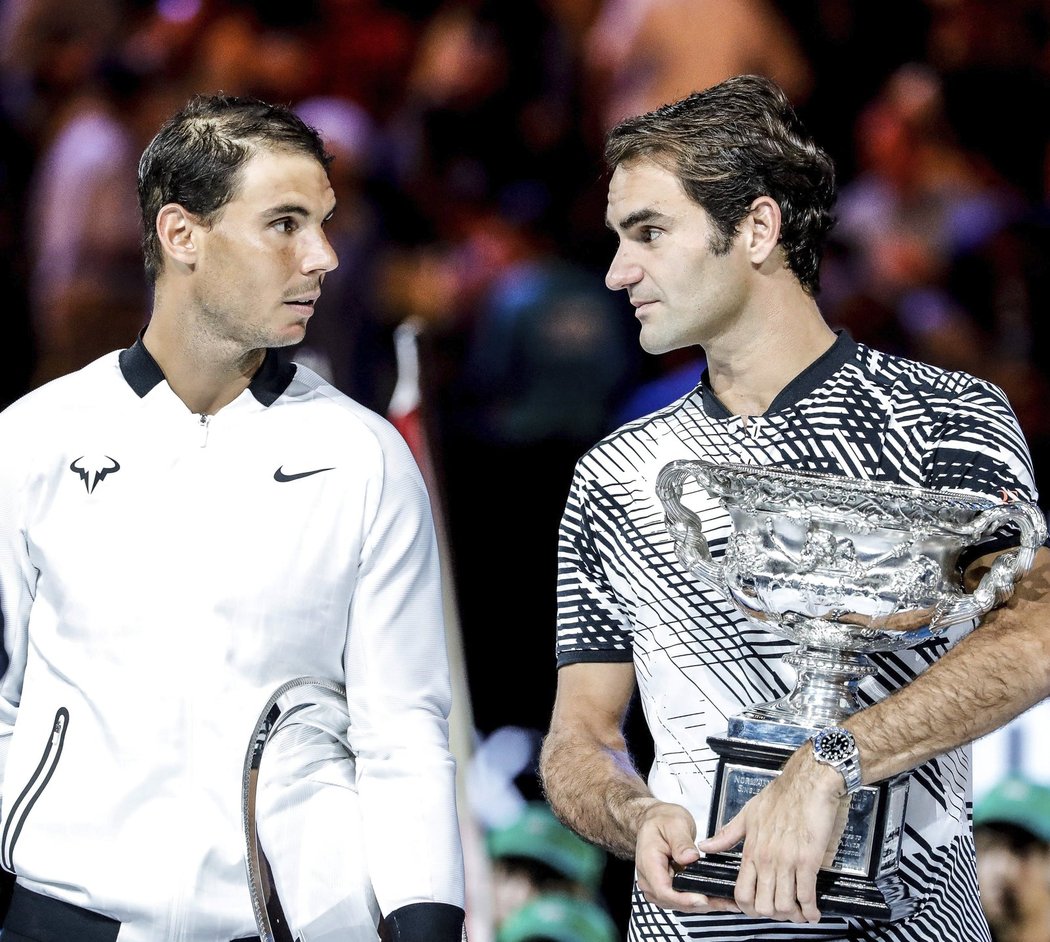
[0,340,465,941]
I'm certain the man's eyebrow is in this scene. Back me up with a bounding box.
[605,208,669,232]
[262,202,338,221]
[263,203,310,218]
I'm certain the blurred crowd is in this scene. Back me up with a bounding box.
[975,776,1050,942]
[469,725,620,941]
[4,0,1050,936]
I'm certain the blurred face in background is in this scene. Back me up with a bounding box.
[974,824,1050,942]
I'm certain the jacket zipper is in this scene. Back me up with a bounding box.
[1,708,69,871]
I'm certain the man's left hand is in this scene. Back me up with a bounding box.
[696,748,850,923]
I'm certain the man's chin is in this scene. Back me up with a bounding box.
[638,328,674,356]
[270,323,309,348]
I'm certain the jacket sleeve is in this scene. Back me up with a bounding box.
[0,411,34,798]
[343,419,465,940]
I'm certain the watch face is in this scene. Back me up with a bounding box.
[816,727,855,762]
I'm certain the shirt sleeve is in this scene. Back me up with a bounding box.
[922,375,1043,565]
[342,420,465,938]
[555,461,635,667]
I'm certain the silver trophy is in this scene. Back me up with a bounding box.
[655,459,1046,920]
[243,677,380,942]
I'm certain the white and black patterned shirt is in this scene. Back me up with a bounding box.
[556,332,1038,941]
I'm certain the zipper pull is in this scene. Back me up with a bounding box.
[198,413,211,447]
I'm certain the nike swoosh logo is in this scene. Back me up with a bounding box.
[274,466,335,482]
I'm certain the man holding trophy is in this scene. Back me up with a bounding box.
[540,74,1050,941]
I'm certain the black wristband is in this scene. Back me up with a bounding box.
[381,902,464,942]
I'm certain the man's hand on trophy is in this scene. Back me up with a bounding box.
[696,751,849,923]
[635,800,742,914]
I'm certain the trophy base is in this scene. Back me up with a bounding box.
[672,855,916,921]
[674,732,917,922]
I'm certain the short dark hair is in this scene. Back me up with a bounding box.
[137,94,332,284]
[604,74,836,294]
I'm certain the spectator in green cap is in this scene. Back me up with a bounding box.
[974,776,1050,942]
[497,894,619,942]
[488,801,608,927]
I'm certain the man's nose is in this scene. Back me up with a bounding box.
[606,244,642,291]
[304,230,339,275]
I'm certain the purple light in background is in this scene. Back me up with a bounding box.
[157,0,201,24]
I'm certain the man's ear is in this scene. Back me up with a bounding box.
[743,195,783,267]
[156,204,201,270]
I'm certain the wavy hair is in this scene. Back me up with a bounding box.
[604,75,836,294]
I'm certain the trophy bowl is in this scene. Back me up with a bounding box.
[655,458,1047,918]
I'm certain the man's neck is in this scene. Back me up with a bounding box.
[704,291,836,418]
[141,315,264,416]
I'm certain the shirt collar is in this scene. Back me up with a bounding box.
[118,331,296,407]
[700,329,857,419]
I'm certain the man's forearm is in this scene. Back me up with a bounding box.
[847,551,1050,783]
[539,727,656,859]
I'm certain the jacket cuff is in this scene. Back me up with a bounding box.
[382,902,464,942]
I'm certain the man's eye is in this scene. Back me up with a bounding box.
[641,228,661,243]
[274,218,298,233]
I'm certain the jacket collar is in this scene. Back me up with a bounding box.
[118,332,295,407]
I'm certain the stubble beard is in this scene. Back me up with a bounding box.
[194,287,304,356]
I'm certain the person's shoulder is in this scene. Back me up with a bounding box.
[849,342,1007,404]
[575,387,700,476]
[0,353,123,482]
[279,363,415,459]
[0,352,123,430]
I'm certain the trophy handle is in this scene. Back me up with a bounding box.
[937,500,1047,627]
[242,676,356,942]
[656,460,724,591]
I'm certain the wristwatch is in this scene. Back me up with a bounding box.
[810,726,862,794]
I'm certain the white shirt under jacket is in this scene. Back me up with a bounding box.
[0,339,465,941]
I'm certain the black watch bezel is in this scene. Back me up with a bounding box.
[811,726,862,793]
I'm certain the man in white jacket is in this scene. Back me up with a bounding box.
[0,94,465,942]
